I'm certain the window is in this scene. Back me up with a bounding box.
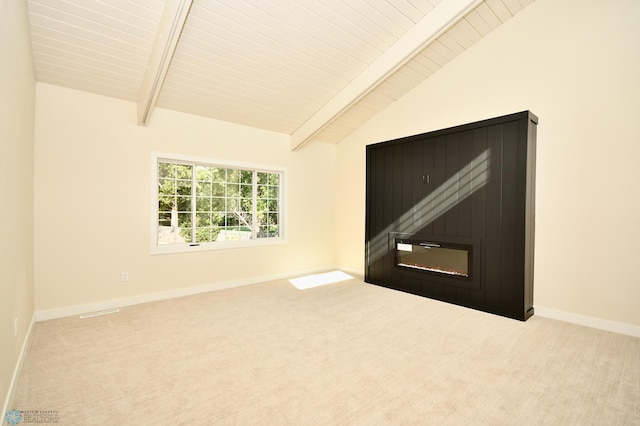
[152,153,285,254]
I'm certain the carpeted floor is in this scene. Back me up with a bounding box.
[10,277,640,425]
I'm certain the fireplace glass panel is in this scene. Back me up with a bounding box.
[396,240,470,278]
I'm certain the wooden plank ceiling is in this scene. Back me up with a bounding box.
[27,0,534,150]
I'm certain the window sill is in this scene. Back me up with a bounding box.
[150,236,286,255]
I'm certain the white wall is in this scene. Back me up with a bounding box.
[0,0,35,412]
[34,84,337,312]
[336,0,640,327]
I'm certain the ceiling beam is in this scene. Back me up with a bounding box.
[137,0,193,126]
[290,0,483,151]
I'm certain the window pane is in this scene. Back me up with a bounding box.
[195,227,216,243]
[227,169,240,183]
[257,172,268,185]
[209,168,223,182]
[180,228,192,242]
[240,198,252,212]
[257,172,279,185]
[212,182,225,196]
[196,166,211,181]
[196,197,211,211]
[158,196,174,212]
[267,213,278,226]
[158,213,171,227]
[241,170,253,184]
[178,213,191,228]
[259,225,279,238]
[225,214,239,227]
[240,184,252,198]
[176,180,191,195]
[176,196,191,212]
[241,213,252,226]
[196,213,211,226]
[178,210,192,243]
[196,181,211,196]
[158,178,176,194]
[227,198,238,211]
[176,164,191,179]
[158,163,176,178]
[158,227,178,244]
[212,197,224,211]
[227,183,239,197]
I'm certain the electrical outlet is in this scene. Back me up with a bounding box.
[121,272,129,282]
[14,318,18,337]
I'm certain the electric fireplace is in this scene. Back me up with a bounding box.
[395,238,471,279]
[390,232,482,291]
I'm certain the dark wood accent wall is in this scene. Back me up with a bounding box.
[365,111,537,321]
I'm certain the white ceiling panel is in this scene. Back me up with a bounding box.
[28,0,164,101]
[27,0,536,148]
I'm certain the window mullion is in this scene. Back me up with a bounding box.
[252,170,258,239]
[191,164,197,244]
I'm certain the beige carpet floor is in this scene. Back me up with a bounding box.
[10,277,640,425]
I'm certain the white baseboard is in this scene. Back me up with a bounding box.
[535,306,640,338]
[34,267,345,322]
[2,314,35,423]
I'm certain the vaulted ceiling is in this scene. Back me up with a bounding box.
[27,0,534,150]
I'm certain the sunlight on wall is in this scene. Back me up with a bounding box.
[289,271,354,290]
[368,149,489,264]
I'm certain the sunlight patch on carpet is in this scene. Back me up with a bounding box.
[289,271,353,290]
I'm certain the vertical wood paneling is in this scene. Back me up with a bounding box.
[432,135,447,235]
[401,142,414,221]
[412,140,425,234]
[483,123,504,310]
[457,130,474,238]
[469,126,488,307]
[421,138,435,236]
[445,133,460,237]
[499,121,522,309]
[443,133,460,301]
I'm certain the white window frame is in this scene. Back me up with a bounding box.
[151,152,287,255]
